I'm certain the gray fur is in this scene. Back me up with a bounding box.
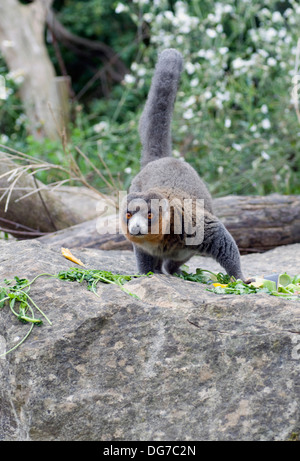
[130,157,213,214]
[134,245,163,274]
[123,49,245,281]
[139,48,183,168]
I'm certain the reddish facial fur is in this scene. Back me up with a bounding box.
[121,214,166,245]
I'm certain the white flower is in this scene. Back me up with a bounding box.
[190,78,199,87]
[0,134,9,143]
[224,118,231,128]
[223,5,233,13]
[179,124,188,133]
[216,90,230,102]
[232,143,242,151]
[272,11,282,22]
[261,104,268,114]
[284,35,292,44]
[206,50,215,60]
[283,8,293,18]
[115,2,127,14]
[219,47,229,55]
[124,167,132,174]
[143,12,153,22]
[287,14,296,24]
[261,151,270,160]
[267,57,277,67]
[250,124,257,132]
[185,62,195,74]
[6,69,25,85]
[203,90,212,100]
[207,13,217,23]
[123,74,135,84]
[257,49,269,58]
[173,149,181,158]
[137,67,146,77]
[198,49,215,60]
[261,8,271,17]
[206,28,217,38]
[183,95,196,107]
[198,49,206,58]
[232,57,246,69]
[183,108,194,120]
[0,85,12,100]
[278,28,287,38]
[93,121,109,133]
[164,10,174,21]
[261,27,277,42]
[261,118,271,129]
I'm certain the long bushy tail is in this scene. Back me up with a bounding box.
[139,48,183,168]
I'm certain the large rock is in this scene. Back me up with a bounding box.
[0,240,299,441]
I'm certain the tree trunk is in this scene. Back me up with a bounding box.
[0,0,69,140]
[0,152,298,251]
[0,152,112,236]
[37,194,300,254]
[213,194,300,253]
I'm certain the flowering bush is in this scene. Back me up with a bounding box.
[1,0,300,195]
[114,0,300,195]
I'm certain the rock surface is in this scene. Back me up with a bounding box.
[0,240,299,441]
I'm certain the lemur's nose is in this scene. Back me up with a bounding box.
[128,215,148,235]
[130,224,142,235]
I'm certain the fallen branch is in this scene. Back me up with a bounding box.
[38,194,300,254]
[0,150,115,235]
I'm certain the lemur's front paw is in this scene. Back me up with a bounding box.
[243,277,255,285]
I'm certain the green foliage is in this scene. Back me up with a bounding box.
[56,266,144,298]
[1,264,299,356]
[0,57,27,140]
[0,266,147,356]
[176,268,300,300]
[175,267,231,284]
[1,0,300,195]
[0,274,53,357]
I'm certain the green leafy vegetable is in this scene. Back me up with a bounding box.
[175,268,231,285]
[0,275,52,357]
[56,267,145,299]
[175,268,300,300]
[0,267,146,356]
[1,265,298,358]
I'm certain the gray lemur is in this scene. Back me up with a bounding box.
[120,48,246,281]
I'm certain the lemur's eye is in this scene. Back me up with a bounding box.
[126,212,132,220]
[148,212,153,220]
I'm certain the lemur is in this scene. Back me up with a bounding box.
[120,48,246,281]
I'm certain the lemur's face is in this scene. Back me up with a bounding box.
[121,192,169,243]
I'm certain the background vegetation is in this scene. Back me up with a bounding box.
[1,0,300,197]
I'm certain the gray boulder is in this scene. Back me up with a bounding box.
[0,240,299,441]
